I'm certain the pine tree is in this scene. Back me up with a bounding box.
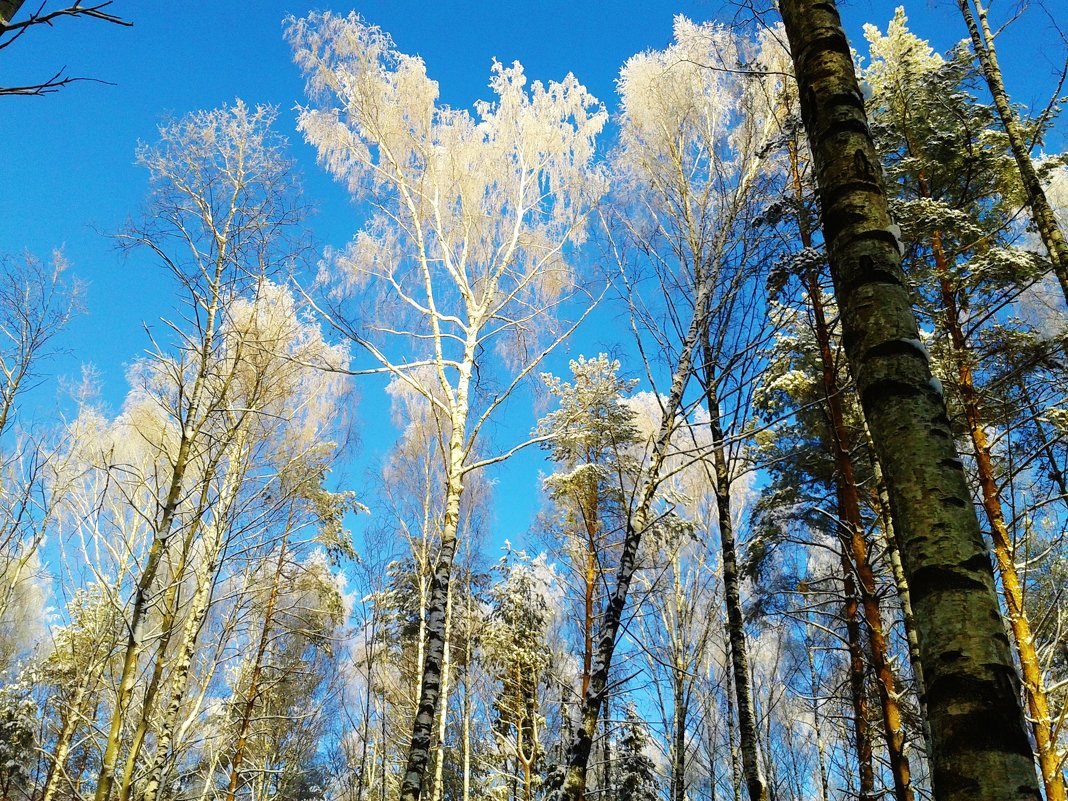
[617,705,657,801]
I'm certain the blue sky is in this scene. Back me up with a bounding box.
[2,0,1065,550]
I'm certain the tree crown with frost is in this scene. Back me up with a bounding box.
[288,12,607,386]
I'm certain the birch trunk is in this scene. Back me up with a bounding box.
[553,266,715,801]
[957,0,1068,307]
[223,529,290,801]
[776,2,1040,798]
[141,428,248,801]
[840,542,875,801]
[399,360,473,801]
[701,364,768,801]
[430,582,454,801]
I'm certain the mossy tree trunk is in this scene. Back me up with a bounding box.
[776,2,1040,798]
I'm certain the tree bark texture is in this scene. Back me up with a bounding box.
[776,2,1040,799]
[399,459,464,801]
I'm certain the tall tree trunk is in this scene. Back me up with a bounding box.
[581,494,598,700]
[932,241,1066,801]
[462,590,472,801]
[400,446,466,801]
[554,266,714,801]
[400,319,480,801]
[672,669,688,801]
[776,3,1040,799]
[140,523,227,801]
[93,272,229,801]
[726,661,741,801]
[93,443,191,801]
[957,0,1068,307]
[143,427,248,801]
[701,360,768,801]
[430,582,454,801]
[840,542,876,801]
[810,277,912,801]
[223,528,290,801]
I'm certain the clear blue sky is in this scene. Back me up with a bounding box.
[2,0,1065,549]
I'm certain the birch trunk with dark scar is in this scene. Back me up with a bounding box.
[93,382,210,801]
[957,0,1068,307]
[430,580,454,801]
[115,569,185,801]
[671,668,688,801]
[700,342,767,801]
[840,542,875,801]
[554,266,715,801]
[725,664,741,801]
[776,1,1040,798]
[400,390,471,801]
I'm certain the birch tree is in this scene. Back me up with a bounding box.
[775,1,1040,797]
[579,18,789,801]
[287,14,605,800]
[41,101,322,801]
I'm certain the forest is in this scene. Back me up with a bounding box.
[0,1,1066,801]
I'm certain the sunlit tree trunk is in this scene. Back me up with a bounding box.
[142,428,249,801]
[223,521,291,801]
[931,228,1065,801]
[776,2,1040,798]
[400,394,471,801]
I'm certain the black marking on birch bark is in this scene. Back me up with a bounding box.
[799,32,852,65]
[862,338,928,363]
[860,379,924,409]
[906,563,989,606]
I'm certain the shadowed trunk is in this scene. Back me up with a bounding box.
[701,360,768,801]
